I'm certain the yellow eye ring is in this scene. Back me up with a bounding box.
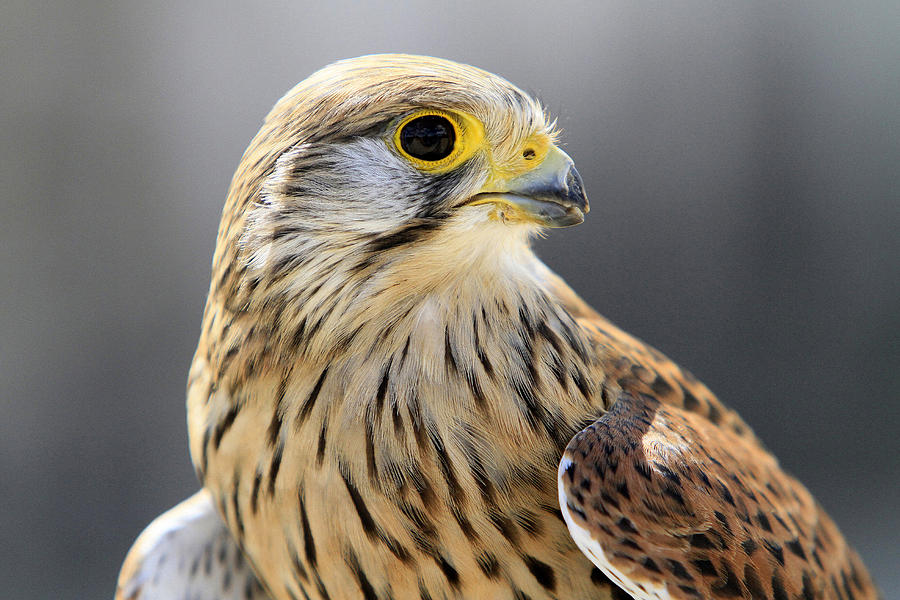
[393,109,485,173]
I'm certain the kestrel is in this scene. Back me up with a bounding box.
[117,55,879,600]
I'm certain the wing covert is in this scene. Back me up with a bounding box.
[558,391,878,599]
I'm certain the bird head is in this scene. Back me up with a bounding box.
[215,54,588,313]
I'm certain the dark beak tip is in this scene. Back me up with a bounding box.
[565,165,589,213]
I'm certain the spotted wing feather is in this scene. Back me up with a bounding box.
[541,269,879,599]
[559,391,877,599]
[116,490,270,600]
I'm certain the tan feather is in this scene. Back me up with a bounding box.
[118,55,878,600]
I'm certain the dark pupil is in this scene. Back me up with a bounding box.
[399,115,455,161]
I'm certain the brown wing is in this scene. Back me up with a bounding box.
[542,269,880,599]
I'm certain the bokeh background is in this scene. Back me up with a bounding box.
[2,1,897,598]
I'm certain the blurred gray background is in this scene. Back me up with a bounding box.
[2,1,897,598]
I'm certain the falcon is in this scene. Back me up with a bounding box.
[117,54,879,600]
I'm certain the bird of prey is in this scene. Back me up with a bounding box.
[117,54,878,600]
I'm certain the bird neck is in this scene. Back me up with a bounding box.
[199,223,594,403]
[191,226,602,493]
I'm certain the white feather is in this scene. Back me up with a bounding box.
[116,490,268,600]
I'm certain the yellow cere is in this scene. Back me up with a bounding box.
[393,109,486,174]
[484,132,553,186]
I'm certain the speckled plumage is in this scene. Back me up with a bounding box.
[117,55,878,600]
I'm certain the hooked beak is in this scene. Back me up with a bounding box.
[467,145,589,227]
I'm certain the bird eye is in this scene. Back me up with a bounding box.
[393,110,485,173]
[399,115,456,161]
